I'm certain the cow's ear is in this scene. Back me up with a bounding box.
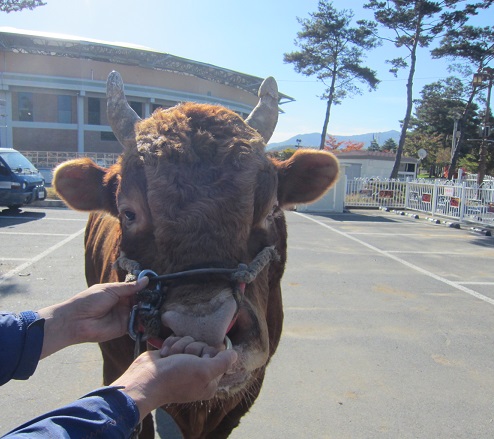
[275,149,339,208]
[53,158,118,213]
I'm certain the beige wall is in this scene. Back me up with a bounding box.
[13,128,78,152]
[2,51,258,106]
[1,48,260,153]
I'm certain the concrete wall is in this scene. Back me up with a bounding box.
[298,165,348,213]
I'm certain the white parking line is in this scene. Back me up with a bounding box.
[456,282,494,285]
[385,251,463,255]
[296,212,494,306]
[0,257,30,261]
[0,228,86,286]
[0,215,86,222]
[349,233,449,237]
[0,232,71,236]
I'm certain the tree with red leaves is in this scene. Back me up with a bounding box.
[324,135,364,152]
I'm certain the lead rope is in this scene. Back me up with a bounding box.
[114,256,158,439]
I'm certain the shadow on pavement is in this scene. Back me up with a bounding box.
[0,279,24,298]
[0,208,46,228]
[305,210,398,223]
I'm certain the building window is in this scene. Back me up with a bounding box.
[404,163,416,173]
[18,92,33,121]
[130,101,143,117]
[88,97,100,125]
[100,132,117,141]
[58,95,72,123]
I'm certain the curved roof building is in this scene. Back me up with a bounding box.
[0,28,293,155]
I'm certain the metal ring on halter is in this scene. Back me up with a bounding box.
[137,269,161,291]
[224,335,232,350]
[137,269,159,281]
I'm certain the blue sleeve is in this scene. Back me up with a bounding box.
[1,386,140,439]
[0,312,44,386]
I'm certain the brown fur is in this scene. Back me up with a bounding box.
[54,102,339,438]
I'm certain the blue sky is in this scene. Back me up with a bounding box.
[1,0,490,143]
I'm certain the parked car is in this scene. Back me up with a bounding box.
[0,148,46,209]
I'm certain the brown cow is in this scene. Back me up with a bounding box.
[53,71,339,439]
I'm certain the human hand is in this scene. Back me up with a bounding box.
[113,337,237,422]
[38,277,148,358]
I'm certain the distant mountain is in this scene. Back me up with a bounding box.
[267,130,401,151]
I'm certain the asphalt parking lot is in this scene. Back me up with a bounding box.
[1,205,494,438]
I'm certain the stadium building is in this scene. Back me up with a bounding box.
[0,28,292,162]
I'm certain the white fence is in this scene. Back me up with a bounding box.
[346,178,494,227]
[24,151,120,169]
[346,179,407,208]
[24,151,121,184]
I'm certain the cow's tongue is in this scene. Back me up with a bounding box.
[161,294,237,348]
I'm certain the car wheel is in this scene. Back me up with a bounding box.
[7,204,22,211]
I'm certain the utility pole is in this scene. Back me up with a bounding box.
[450,113,461,179]
[472,67,493,186]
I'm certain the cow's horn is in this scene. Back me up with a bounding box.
[245,77,279,143]
[106,71,141,149]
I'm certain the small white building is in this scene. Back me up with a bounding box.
[335,150,419,180]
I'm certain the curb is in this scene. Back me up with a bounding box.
[470,227,492,236]
[32,199,67,208]
[378,207,493,236]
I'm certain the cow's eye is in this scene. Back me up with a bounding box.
[123,210,136,222]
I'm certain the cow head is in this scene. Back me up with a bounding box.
[53,71,339,401]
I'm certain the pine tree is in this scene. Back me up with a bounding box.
[284,1,380,150]
[0,0,46,13]
[363,0,489,178]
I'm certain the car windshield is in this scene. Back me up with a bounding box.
[0,151,38,174]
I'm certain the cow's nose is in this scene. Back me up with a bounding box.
[160,291,237,347]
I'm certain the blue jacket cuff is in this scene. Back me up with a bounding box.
[15,312,44,380]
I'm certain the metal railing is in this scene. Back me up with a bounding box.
[24,151,120,169]
[345,178,406,208]
[346,178,494,227]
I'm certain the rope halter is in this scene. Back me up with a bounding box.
[116,246,280,357]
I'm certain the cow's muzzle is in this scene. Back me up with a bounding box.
[121,246,279,354]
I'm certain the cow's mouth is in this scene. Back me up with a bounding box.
[144,298,256,396]
[148,303,245,352]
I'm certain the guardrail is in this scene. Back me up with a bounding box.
[346,178,406,208]
[346,178,494,227]
[24,151,120,169]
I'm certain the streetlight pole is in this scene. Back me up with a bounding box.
[473,67,493,186]
[450,113,461,178]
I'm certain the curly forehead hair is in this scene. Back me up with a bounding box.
[134,102,266,166]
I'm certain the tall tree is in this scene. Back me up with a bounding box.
[407,76,482,177]
[0,0,46,12]
[284,1,380,150]
[404,130,444,175]
[410,77,473,137]
[382,138,398,152]
[431,24,494,179]
[363,0,489,178]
